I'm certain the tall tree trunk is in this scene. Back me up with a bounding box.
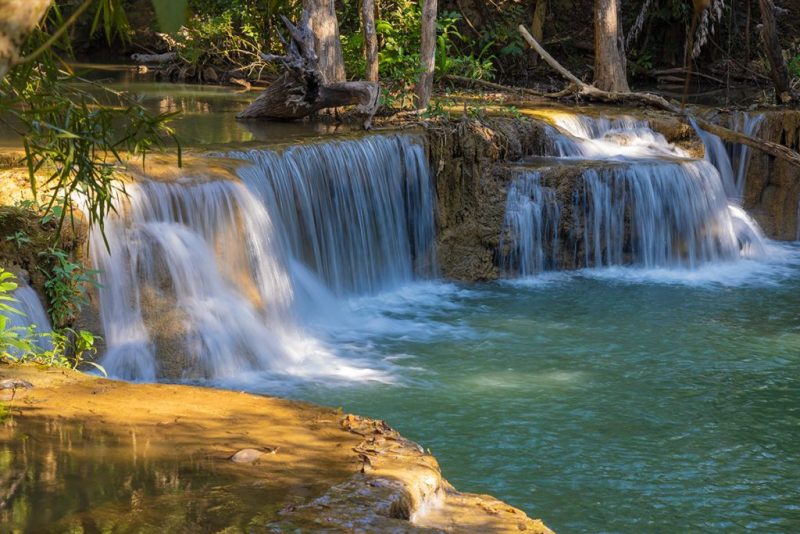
[758,0,793,104]
[362,0,378,82]
[416,0,437,109]
[530,0,546,65]
[593,0,629,92]
[0,0,51,80]
[304,0,346,83]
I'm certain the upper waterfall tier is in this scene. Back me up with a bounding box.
[227,134,436,294]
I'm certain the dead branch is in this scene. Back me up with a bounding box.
[237,12,379,129]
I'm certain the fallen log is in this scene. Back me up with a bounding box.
[517,25,800,170]
[236,12,379,129]
[130,52,177,64]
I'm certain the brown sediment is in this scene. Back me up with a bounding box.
[0,364,552,533]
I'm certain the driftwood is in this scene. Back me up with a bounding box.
[237,12,379,129]
[131,52,178,64]
[518,25,800,170]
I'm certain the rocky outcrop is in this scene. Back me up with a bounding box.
[426,117,550,281]
[738,110,800,240]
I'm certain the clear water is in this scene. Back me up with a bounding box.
[0,418,291,531]
[272,249,800,533]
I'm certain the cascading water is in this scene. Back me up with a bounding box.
[2,277,53,352]
[692,112,764,201]
[728,112,765,201]
[501,113,768,276]
[91,134,436,380]
[499,172,560,276]
[228,134,436,294]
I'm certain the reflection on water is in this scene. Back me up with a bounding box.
[0,418,285,532]
[0,67,360,149]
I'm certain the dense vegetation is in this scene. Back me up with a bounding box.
[57,0,800,100]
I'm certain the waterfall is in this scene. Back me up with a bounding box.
[91,134,436,380]
[501,113,768,276]
[692,113,764,202]
[2,277,53,352]
[578,162,745,268]
[500,171,560,276]
[228,134,436,294]
[728,112,765,201]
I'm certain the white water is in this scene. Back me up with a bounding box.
[501,113,770,276]
[500,172,560,275]
[2,278,53,352]
[91,134,436,381]
[227,135,436,294]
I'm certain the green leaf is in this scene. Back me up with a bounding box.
[151,0,187,33]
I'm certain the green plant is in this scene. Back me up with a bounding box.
[38,248,99,328]
[789,54,800,78]
[5,231,32,249]
[0,270,34,359]
[0,269,104,374]
[1,1,181,244]
[46,328,106,375]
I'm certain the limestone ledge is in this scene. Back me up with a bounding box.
[0,364,552,533]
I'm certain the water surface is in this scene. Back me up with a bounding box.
[277,248,800,533]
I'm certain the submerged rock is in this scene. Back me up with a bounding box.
[230,448,265,463]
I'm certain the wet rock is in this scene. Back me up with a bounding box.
[737,109,800,240]
[427,117,550,282]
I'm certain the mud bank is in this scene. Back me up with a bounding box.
[0,364,552,533]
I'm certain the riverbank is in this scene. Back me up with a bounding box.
[0,363,552,532]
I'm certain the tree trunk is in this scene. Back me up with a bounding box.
[530,0,546,65]
[758,0,794,104]
[237,14,379,129]
[362,0,378,82]
[304,0,346,83]
[593,0,629,92]
[416,0,437,110]
[0,0,51,80]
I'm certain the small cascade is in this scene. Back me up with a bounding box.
[547,115,684,160]
[500,172,560,276]
[728,112,765,201]
[91,134,436,380]
[578,162,742,268]
[228,135,436,294]
[501,113,770,276]
[2,277,53,352]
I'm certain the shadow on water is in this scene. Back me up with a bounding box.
[0,416,293,533]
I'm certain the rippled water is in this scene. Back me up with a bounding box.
[268,244,800,533]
